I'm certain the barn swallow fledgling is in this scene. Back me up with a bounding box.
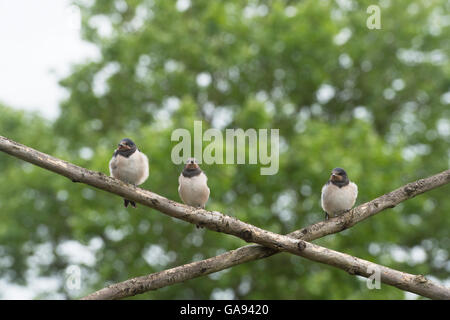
[109,138,149,208]
[321,168,358,220]
[178,158,210,217]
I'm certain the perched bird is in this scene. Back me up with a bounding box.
[178,157,210,217]
[109,138,149,208]
[321,167,358,220]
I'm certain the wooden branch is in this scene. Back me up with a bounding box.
[1,136,449,300]
[82,236,450,300]
[83,167,450,300]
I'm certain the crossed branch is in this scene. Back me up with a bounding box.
[0,135,449,300]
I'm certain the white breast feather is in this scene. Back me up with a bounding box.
[178,172,210,208]
[321,182,358,217]
[109,151,149,185]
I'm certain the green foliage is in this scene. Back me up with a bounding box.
[0,0,449,299]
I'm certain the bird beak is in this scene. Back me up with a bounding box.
[117,143,130,150]
[331,173,341,181]
[186,161,199,169]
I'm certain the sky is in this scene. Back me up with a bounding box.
[0,0,99,120]
[0,0,99,299]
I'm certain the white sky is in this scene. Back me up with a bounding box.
[0,1,99,299]
[0,0,99,120]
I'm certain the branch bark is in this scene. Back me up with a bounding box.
[83,169,450,300]
[82,236,450,300]
[1,136,449,300]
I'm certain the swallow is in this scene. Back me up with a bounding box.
[321,167,358,220]
[109,138,149,208]
[178,158,210,227]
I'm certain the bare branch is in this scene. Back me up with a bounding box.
[1,136,449,300]
[83,167,450,299]
[83,245,450,300]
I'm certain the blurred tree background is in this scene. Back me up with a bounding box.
[0,0,449,299]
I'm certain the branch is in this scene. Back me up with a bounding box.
[83,169,450,300]
[1,136,449,299]
[82,237,450,300]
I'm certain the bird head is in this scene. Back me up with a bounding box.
[330,167,348,183]
[117,138,136,151]
[184,157,200,170]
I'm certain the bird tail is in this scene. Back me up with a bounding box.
[124,199,137,208]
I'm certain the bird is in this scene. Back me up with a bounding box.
[109,138,149,208]
[321,167,358,220]
[178,158,210,227]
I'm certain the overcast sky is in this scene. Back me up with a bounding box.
[0,0,99,120]
[0,0,100,298]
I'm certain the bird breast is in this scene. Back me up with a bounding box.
[109,151,149,185]
[321,182,358,216]
[178,172,210,208]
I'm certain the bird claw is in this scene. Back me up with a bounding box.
[124,199,137,208]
